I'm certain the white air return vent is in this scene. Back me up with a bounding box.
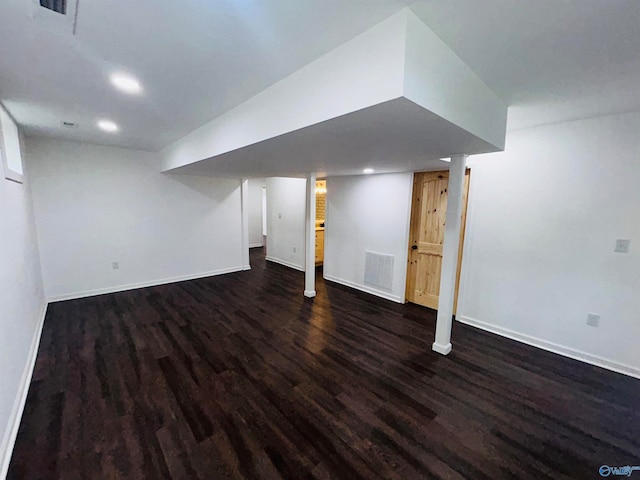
[364,251,394,291]
[30,0,79,35]
[40,0,66,15]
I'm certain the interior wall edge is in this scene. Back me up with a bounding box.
[457,315,640,380]
[0,301,48,480]
[46,266,246,303]
[323,273,405,304]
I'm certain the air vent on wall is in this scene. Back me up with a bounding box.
[40,0,66,15]
[364,251,394,291]
[30,0,79,36]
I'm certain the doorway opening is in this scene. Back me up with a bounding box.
[405,169,471,314]
[315,180,326,268]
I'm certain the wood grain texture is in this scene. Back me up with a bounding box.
[315,230,324,266]
[407,170,470,312]
[8,248,640,479]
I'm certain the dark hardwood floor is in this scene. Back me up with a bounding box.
[9,248,640,479]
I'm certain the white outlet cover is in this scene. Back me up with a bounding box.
[586,313,600,327]
[614,239,630,253]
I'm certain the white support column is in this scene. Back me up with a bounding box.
[240,178,250,270]
[304,173,317,298]
[432,154,467,355]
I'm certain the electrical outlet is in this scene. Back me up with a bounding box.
[278,213,282,219]
[614,239,630,253]
[586,313,600,327]
[293,247,297,253]
[112,262,119,270]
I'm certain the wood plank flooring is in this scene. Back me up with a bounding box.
[8,248,640,479]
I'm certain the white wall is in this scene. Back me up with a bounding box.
[248,178,265,247]
[265,177,306,271]
[459,111,640,376]
[0,139,46,477]
[323,173,413,303]
[27,137,245,300]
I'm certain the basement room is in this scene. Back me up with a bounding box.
[1,1,639,479]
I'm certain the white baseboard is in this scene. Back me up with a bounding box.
[0,301,48,480]
[304,290,316,298]
[265,256,304,272]
[47,266,246,302]
[249,243,264,248]
[323,274,404,304]
[457,315,640,379]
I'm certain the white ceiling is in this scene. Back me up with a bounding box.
[412,0,640,130]
[1,0,640,150]
[0,0,412,151]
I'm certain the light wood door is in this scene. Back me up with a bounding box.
[315,230,324,265]
[406,170,470,312]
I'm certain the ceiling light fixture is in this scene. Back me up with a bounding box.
[363,168,374,174]
[110,73,142,95]
[97,119,119,133]
[440,157,452,162]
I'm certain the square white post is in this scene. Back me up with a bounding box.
[304,173,317,297]
[432,154,467,354]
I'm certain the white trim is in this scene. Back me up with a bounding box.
[47,266,246,302]
[0,302,47,480]
[249,243,264,248]
[242,265,251,271]
[265,256,304,272]
[304,290,317,298]
[457,315,640,379]
[432,342,452,355]
[323,274,404,304]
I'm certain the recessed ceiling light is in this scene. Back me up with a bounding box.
[110,73,142,94]
[363,168,374,174]
[440,157,452,162]
[97,119,119,133]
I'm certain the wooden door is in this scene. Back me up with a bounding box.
[406,170,470,312]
